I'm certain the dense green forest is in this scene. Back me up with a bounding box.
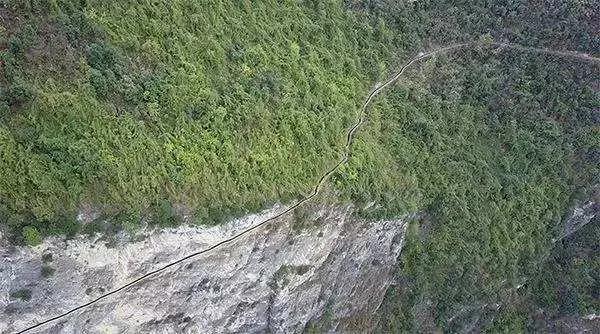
[0,0,598,332]
[339,1,599,332]
[363,47,599,332]
[1,0,400,240]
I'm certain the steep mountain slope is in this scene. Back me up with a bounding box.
[0,0,399,241]
[0,1,598,333]
[1,203,410,333]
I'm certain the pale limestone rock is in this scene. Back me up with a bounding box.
[1,203,409,333]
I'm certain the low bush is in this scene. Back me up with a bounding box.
[21,226,42,246]
[9,288,32,301]
[41,265,55,278]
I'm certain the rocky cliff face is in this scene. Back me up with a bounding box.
[1,202,409,333]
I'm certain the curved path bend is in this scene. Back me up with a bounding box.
[17,42,600,333]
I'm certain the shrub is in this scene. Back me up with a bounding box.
[8,35,24,56]
[42,252,53,262]
[156,199,179,228]
[87,42,118,71]
[22,226,42,246]
[6,79,34,106]
[89,68,110,98]
[0,101,9,120]
[9,288,32,301]
[41,265,55,278]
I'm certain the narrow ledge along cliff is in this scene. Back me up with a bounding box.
[1,202,411,333]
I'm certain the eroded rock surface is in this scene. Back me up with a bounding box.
[1,203,409,333]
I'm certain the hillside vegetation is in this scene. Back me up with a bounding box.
[363,46,598,332]
[1,0,403,240]
[0,0,598,332]
[338,1,598,332]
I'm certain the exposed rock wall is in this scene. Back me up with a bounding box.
[1,203,409,333]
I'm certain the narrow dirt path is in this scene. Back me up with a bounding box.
[16,42,600,333]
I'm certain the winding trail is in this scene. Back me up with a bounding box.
[16,42,600,333]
